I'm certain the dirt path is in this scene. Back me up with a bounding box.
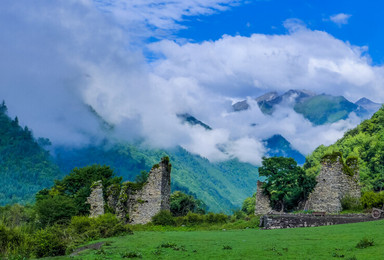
[70,242,105,256]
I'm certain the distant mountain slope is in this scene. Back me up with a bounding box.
[355,98,382,115]
[293,94,360,125]
[177,113,212,130]
[0,102,62,205]
[304,106,384,191]
[232,90,379,125]
[54,143,259,213]
[264,135,306,164]
[0,101,259,212]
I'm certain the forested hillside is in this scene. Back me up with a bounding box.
[304,105,384,192]
[54,144,260,213]
[0,102,259,212]
[0,102,62,205]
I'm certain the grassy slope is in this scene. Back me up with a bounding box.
[52,219,384,260]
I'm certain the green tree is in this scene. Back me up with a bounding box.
[241,193,256,215]
[36,165,122,216]
[35,195,77,227]
[259,157,316,212]
[170,191,206,216]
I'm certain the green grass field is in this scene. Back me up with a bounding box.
[50,220,384,260]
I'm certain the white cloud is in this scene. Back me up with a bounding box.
[329,13,352,26]
[93,0,241,37]
[1,1,383,166]
[149,24,383,102]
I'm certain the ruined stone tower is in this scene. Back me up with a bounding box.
[305,153,360,213]
[87,180,105,218]
[87,157,171,224]
[255,180,272,215]
[115,157,171,224]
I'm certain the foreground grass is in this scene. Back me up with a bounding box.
[48,219,384,260]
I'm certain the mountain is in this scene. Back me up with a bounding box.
[0,102,259,212]
[232,90,380,125]
[0,102,63,205]
[233,89,316,115]
[264,135,306,164]
[293,94,361,125]
[53,143,259,213]
[355,98,382,115]
[304,106,384,191]
[177,113,212,130]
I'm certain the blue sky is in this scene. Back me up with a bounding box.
[1,0,384,164]
[175,0,384,64]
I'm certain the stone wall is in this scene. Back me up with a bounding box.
[115,157,171,224]
[87,180,105,218]
[255,181,272,215]
[260,214,373,229]
[305,154,360,213]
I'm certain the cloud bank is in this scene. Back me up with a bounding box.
[1,0,383,165]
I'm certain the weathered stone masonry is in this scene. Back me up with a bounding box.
[115,158,171,224]
[87,157,171,224]
[255,153,361,217]
[255,180,272,215]
[87,180,105,218]
[260,214,373,229]
[304,154,360,213]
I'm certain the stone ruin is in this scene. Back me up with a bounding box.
[255,153,361,214]
[87,157,171,224]
[254,180,272,215]
[87,180,105,218]
[304,153,360,213]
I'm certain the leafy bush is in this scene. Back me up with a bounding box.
[151,210,175,226]
[341,195,363,211]
[356,237,374,249]
[0,224,30,258]
[69,213,132,240]
[185,212,204,225]
[204,212,228,224]
[241,194,256,215]
[360,191,384,209]
[32,225,69,258]
[170,191,206,217]
[120,251,142,258]
[35,195,77,227]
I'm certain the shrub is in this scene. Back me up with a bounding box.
[360,191,384,209]
[170,191,206,217]
[152,210,175,226]
[120,251,142,258]
[69,216,92,235]
[204,212,228,224]
[241,194,256,215]
[356,237,374,249]
[69,213,132,240]
[32,225,69,258]
[341,195,363,211]
[35,195,77,227]
[0,224,30,257]
[185,212,204,225]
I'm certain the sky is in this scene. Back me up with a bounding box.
[1,0,384,165]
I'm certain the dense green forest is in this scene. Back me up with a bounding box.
[304,105,384,192]
[0,102,259,213]
[0,102,62,205]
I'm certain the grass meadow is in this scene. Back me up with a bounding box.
[46,219,384,260]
